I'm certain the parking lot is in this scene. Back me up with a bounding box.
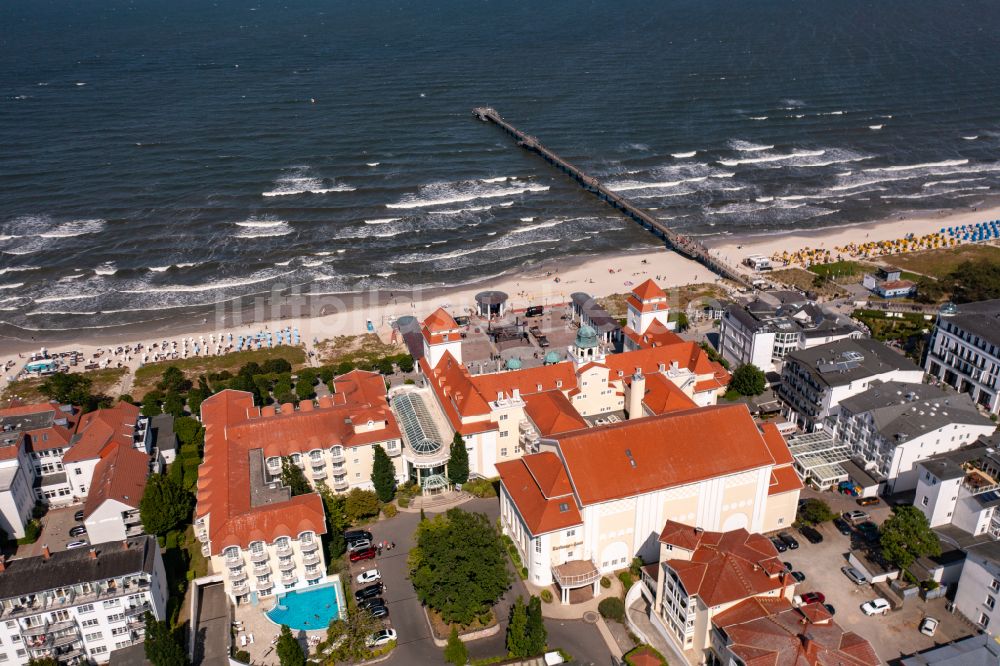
[780,492,976,662]
[18,504,85,557]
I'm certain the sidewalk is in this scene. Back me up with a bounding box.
[394,490,472,513]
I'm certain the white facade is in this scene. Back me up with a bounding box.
[955,546,1000,635]
[212,530,326,604]
[0,446,39,540]
[926,305,1000,413]
[0,537,168,666]
[84,499,143,546]
[719,309,775,371]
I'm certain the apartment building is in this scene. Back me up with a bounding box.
[954,540,1000,635]
[778,338,925,431]
[496,404,801,603]
[0,536,168,666]
[719,291,861,372]
[915,441,1000,539]
[926,299,1000,413]
[834,382,994,493]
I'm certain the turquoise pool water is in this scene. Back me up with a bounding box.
[266,581,342,631]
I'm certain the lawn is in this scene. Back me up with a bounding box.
[596,283,726,320]
[132,345,307,395]
[315,334,406,366]
[770,268,847,299]
[1,367,128,403]
[808,260,868,280]
[889,244,1000,279]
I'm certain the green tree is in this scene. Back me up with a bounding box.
[281,458,311,496]
[318,482,348,561]
[262,358,292,374]
[39,373,93,406]
[797,498,836,525]
[409,509,511,625]
[273,379,296,405]
[879,506,941,569]
[525,595,546,656]
[173,416,201,446]
[443,626,468,666]
[295,369,317,401]
[157,366,192,393]
[376,357,395,375]
[506,597,528,657]
[186,387,208,416]
[447,433,469,486]
[370,445,397,502]
[275,624,305,666]
[729,363,766,396]
[397,355,415,373]
[345,488,380,522]
[162,390,185,418]
[141,390,164,418]
[28,658,59,666]
[143,612,189,666]
[140,475,194,536]
[118,393,134,404]
[334,361,356,376]
[323,608,382,661]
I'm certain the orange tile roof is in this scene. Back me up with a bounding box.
[555,405,778,505]
[661,525,787,607]
[631,279,667,302]
[639,373,697,415]
[422,307,463,345]
[83,443,150,518]
[760,423,795,466]
[769,465,803,497]
[470,362,577,400]
[420,353,495,436]
[622,320,684,350]
[604,341,717,382]
[496,453,582,535]
[0,401,77,454]
[713,597,879,665]
[63,402,140,463]
[522,391,588,436]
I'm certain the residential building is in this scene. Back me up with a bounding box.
[926,300,1000,413]
[496,404,801,602]
[0,536,168,666]
[834,382,994,493]
[569,293,622,347]
[863,266,917,299]
[719,290,862,372]
[620,280,681,352]
[778,338,925,431]
[954,540,1000,635]
[901,633,1000,665]
[915,441,1000,540]
[63,403,151,502]
[82,445,152,545]
[196,369,407,603]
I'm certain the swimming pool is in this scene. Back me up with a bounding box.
[265,579,345,631]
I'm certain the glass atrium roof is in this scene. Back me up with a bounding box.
[393,392,443,455]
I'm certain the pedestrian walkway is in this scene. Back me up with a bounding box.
[526,576,623,620]
[395,490,472,513]
[627,597,688,666]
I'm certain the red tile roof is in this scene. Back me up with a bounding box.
[660,524,787,607]
[631,279,667,302]
[471,362,577,400]
[713,597,879,665]
[769,465,803,497]
[639,373,697,415]
[622,320,684,350]
[555,405,780,505]
[496,453,582,535]
[63,402,140,463]
[420,354,496,436]
[604,341,718,383]
[83,443,150,518]
[0,401,77,455]
[760,423,794,466]
[522,391,588,436]
[422,307,462,345]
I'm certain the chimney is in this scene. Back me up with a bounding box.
[89,548,98,560]
[0,558,5,572]
[122,540,129,550]
[628,371,645,420]
[42,544,51,560]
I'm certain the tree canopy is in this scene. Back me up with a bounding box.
[447,433,469,486]
[39,373,110,412]
[408,508,511,625]
[276,625,305,666]
[729,363,766,396]
[879,506,941,570]
[344,488,380,522]
[370,444,397,502]
[319,608,382,661]
[506,597,528,657]
[281,457,312,497]
[144,612,189,666]
[139,474,193,536]
[797,498,836,525]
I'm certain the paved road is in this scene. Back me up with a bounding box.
[351,497,610,665]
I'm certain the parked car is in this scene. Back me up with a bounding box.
[843,510,868,524]
[841,566,868,585]
[856,521,880,542]
[349,547,377,563]
[800,592,825,605]
[857,497,881,507]
[799,526,823,544]
[367,628,397,647]
[345,530,373,546]
[356,569,381,585]
[354,583,385,601]
[74,510,85,522]
[783,561,793,571]
[348,539,373,552]
[67,540,88,549]
[770,537,788,553]
[790,571,806,583]
[823,603,836,616]
[833,518,852,536]
[861,598,891,616]
[357,597,385,611]
[69,525,87,537]
[919,616,939,637]
[366,604,389,619]
[778,532,799,550]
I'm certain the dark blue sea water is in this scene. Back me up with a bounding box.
[3,0,1000,337]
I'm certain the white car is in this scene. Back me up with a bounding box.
[366,628,397,647]
[919,616,939,636]
[861,598,891,616]
[356,569,381,585]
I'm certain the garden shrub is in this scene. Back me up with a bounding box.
[540,589,553,603]
[598,597,625,622]
[600,576,611,589]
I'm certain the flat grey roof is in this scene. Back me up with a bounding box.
[920,443,991,481]
[841,459,881,488]
[941,299,1000,344]
[785,338,921,388]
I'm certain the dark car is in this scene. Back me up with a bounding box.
[366,604,389,619]
[770,537,788,553]
[823,603,836,616]
[357,597,385,611]
[832,518,852,536]
[800,591,826,605]
[349,547,377,563]
[69,525,87,537]
[790,571,806,583]
[354,583,385,601]
[345,530,373,546]
[799,526,823,544]
[74,509,85,522]
[783,561,793,571]
[857,521,880,542]
[778,532,799,550]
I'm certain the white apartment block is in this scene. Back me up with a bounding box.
[0,537,167,666]
[955,541,1000,635]
[833,382,994,494]
[926,300,1000,413]
[915,442,1000,539]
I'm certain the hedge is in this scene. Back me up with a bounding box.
[598,597,625,622]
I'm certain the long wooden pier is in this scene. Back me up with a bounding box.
[472,107,751,287]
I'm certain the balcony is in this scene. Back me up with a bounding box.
[229,569,248,584]
[384,445,401,458]
[276,543,293,558]
[201,544,211,557]
[300,540,319,554]
[125,602,151,618]
[1,577,151,620]
[302,551,321,566]
[551,559,601,588]
[232,581,250,596]
[253,563,271,577]
[330,451,345,464]
[278,559,296,573]
[281,572,298,586]
[311,467,327,481]
[250,550,269,564]
[333,478,349,492]
[257,580,275,594]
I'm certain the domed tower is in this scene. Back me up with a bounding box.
[570,324,605,367]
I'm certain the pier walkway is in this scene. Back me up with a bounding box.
[473,107,751,287]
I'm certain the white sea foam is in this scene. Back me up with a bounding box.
[793,114,805,118]
[263,167,355,197]
[236,220,293,238]
[275,260,292,266]
[0,283,23,290]
[0,266,40,275]
[781,99,806,108]
[124,270,295,294]
[607,176,709,192]
[366,162,380,167]
[387,183,549,210]
[149,266,171,272]
[923,177,986,188]
[864,159,969,173]
[756,197,774,202]
[718,149,825,167]
[94,263,117,276]
[482,177,511,183]
[301,260,323,268]
[671,151,697,158]
[37,218,106,238]
[963,136,980,140]
[520,217,535,222]
[512,220,562,234]
[59,274,86,281]
[749,116,768,121]
[433,204,494,215]
[869,125,883,130]
[822,110,845,115]
[35,294,93,304]
[364,218,400,225]
[176,262,197,268]
[236,219,285,228]
[729,140,775,152]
